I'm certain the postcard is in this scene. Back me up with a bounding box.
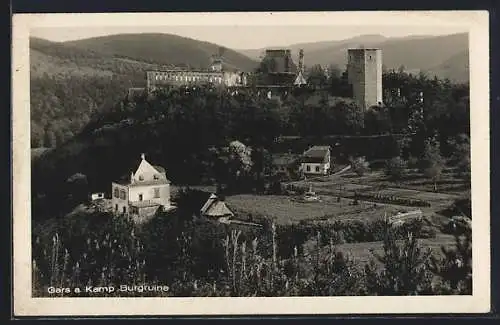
[12,10,490,316]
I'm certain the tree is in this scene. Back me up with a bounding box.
[384,156,407,180]
[420,135,445,191]
[429,227,472,295]
[251,147,273,193]
[364,106,393,135]
[365,219,434,295]
[424,163,443,192]
[333,99,364,134]
[350,156,370,176]
[65,172,88,205]
[448,134,470,179]
[307,64,328,90]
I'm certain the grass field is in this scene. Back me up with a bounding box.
[336,233,457,266]
[225,194,403,224]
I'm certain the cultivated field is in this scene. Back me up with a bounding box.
[226,194,402,224]
[224,166,468,264]
[226,167,466,225]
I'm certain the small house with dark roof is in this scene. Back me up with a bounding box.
[300,145,331,176]
[111,153,172,218]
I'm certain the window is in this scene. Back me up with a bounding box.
[114,188,119,198]
[154,174,159,180]
[154,188,160,198]
[139,175,144,181]
[115,204,118,211]
[120,190,126,200]
[123,206,127,214]
[315,166,320,172]
[139,194,143,201]
[306,165,311,172]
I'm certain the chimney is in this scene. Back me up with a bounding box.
[130,172,134,183]
[141,153,145,160]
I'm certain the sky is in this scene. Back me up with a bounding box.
[31,25,467,50]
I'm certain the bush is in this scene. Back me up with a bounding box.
[350,156,370,176]
[384,156,407,180]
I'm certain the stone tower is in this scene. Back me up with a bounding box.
[347,48,383,110]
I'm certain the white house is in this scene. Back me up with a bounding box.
[299,145,331,176]
[111,153,172,218]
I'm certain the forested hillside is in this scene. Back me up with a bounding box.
[30,37,157,148]
[65,33,259,72]
[29,35,259,149]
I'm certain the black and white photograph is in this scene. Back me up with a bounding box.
[12,11,490,316]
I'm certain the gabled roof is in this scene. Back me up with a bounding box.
[272,153,298,166]
[116,154,170,186]
[302,146,330,163]
[294,71,307,86]
[200,193,234,218]
[200,193,218,215]
[153,165,166,173]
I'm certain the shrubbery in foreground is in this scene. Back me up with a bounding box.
[32,206,471,297]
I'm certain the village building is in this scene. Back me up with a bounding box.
[272,153,299,177]
[146,56,248,92]
[254,48,307,98]
[200,193,234,223]
[299,145,332,176]
[111,153,172,218]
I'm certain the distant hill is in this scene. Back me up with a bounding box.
[239,34,388,61]
[30,37,158,81]
[65,33,259,72]
[425,50,469,83]
[238,33,469,83]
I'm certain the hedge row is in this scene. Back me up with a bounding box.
[354,193,432,207]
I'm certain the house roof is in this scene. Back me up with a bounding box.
[304,146,330,157]
[200,193,218,215]
[272,153,298,166]
[204,201,234,217]
[200,193,234,218]
[302,146,330,163]
[115,155,170,186]
[294,71,307,86]
[153,165,166,173]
